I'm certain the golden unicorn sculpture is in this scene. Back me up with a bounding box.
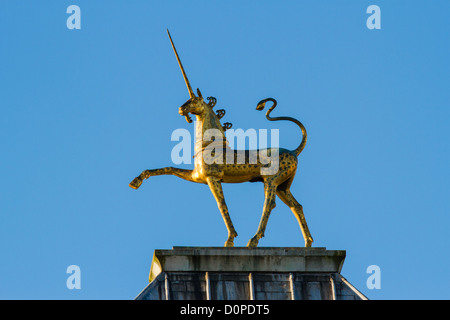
[129,30,313,248]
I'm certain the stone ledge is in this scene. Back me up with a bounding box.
[149,247,346,282]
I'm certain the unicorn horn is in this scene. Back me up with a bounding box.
[167,29,195,99]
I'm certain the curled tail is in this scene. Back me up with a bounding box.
[256,98,307,157]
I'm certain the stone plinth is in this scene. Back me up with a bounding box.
[149,247,345,282]
[135,247,367,300]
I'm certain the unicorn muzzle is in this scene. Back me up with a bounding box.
[179,106,193,123]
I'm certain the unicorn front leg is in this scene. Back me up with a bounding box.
[129,167,196,189]
[206,176,238,247]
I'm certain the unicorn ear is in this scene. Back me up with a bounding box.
[197,88,203,98]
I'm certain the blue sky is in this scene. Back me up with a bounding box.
[1,1,449,299]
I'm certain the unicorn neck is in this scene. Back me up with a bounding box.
[194,110,228,154]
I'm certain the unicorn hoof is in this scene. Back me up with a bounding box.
[224,238,235,247]
[247,236,259,248]
[129,177,143,189]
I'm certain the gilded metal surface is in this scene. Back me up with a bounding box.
[129,30,313,248]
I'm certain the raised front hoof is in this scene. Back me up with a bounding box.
[129,177,143,189]
[246,237,259,248]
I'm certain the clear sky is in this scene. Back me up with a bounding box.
[1,1,449,300]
